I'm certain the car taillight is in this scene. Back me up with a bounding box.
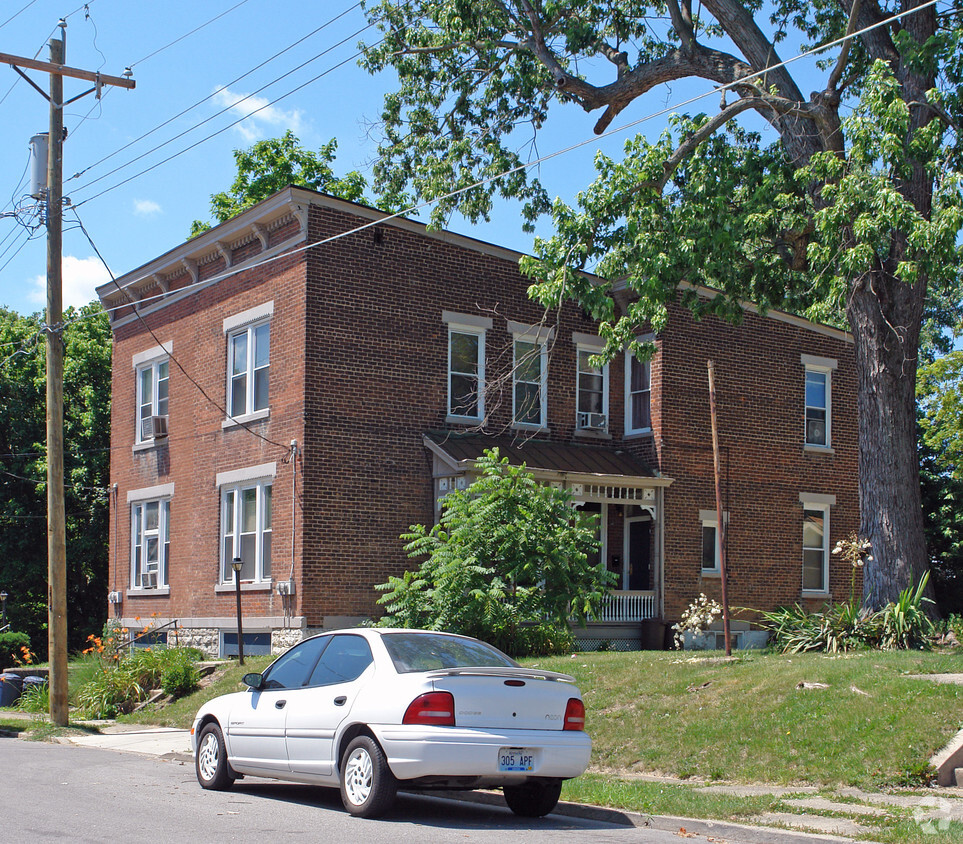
[563,697,585,731]
[403,691,455,726]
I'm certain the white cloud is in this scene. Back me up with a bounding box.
[28,255,112,311]
[212,87,304,142]
[134,199,162,216]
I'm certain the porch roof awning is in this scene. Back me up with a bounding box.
[423,432,672,488]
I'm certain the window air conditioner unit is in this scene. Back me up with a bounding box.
[140,572,158,589]
[142,415,168,440]
[107,591,122,604]
[807,419,826,445]
[577,411,607,431]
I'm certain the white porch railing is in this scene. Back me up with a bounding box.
[587,590,657,623]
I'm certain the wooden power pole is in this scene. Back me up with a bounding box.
[1,23,134,726]
[706,360,732,657]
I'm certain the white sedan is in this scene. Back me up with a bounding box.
[191,628,591,818]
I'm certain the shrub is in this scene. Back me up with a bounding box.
[161,655,200,698]
[0,631,30,669]
[16,680,48,713]
[673,594,723,649]
[878,572,935,650]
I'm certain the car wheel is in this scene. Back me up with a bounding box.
[339,735,397,818]
[195,722,235,791]
[503,779,563,817]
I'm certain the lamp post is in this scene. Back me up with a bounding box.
[231,558,244,666]
[0,591,7,627]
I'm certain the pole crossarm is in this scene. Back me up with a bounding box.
[0,51,135,90]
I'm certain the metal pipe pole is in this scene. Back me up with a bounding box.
[46,31,68,726]
[233,558,245,666]
[707,360,732,657]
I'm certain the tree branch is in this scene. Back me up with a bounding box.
[827,0,862,94]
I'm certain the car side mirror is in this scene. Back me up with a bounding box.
[242,672,264,690]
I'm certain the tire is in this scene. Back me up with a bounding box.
[503,779,563,818]
[339,735,398,818]
[195,722,235,791]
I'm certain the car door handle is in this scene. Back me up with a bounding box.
[334,695,347,706]
[275,699,286,709]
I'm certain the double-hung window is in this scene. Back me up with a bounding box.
[443,312,491,422]
[219,464,275,584]
[509,321,551,429]
[128,483,173,591]
[132,343,171,445]
[224,302,273,423]
[799,493,834,594]
[625,352,652,434]
[801,355,836,449]
[699,510,726,575]
[575,336,608,432]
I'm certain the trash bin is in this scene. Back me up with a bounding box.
[21,675,46,691]
[0,673,23,707]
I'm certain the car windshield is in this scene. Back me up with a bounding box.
[381,632,519,673]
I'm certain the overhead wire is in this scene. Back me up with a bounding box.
[71,20,380,202]
[67,2,364,183]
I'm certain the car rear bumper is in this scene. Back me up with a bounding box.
[372,725,591,782]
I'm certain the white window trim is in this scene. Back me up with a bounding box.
[216,462,276,488]
[134,357,170,445]
[131,342,172,369]
[802,354,836,451]
[506,319,554,344]
[220,478,273,585]
[575,343,609,434]
[699,509,728,575]
[800,497,832,595]
[223,300,274,334]
[129,497,171,593]
[446,322,487,423]
[511,332,548,429]
[625,351,653,435]
[225,317,271,422]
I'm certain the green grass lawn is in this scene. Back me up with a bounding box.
[528,649,963,790]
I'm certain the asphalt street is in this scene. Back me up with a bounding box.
[0,737,823,844]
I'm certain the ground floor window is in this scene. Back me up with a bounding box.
[131,499,169,589]
[802,505,829,592]
[221,631,272,657]
[221,480,272,583]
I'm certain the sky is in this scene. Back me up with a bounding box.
[0,0,819,317]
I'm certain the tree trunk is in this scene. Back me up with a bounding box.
[847,270,931,609]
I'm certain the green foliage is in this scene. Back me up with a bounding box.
[190,131,367,235]
[16,680,49,713]
[0,303,112,658]
[0,631,30,669]
[160,659,200,699]
[761,575,935,653]
[376,448,613,656]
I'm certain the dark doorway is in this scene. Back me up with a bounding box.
[628,519,651,590]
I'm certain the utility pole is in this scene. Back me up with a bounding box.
[706,360,732,657]
[1,23,134,726]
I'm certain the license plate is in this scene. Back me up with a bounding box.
[497,747,535,772]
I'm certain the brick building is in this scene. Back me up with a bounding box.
[97,187,858,656]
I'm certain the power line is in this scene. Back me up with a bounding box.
[66,2,363,184]
[129,0,254,68]
[0,0,42,33]
[71,21,379,202]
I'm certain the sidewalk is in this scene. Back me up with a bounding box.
[5,714,962,842]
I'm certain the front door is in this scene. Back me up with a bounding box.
[627,519,651,591]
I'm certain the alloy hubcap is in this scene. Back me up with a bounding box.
[198,733,219,781]
[344,747,373,805]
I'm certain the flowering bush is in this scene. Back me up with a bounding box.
[672,594,723,649]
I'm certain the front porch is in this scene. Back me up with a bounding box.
[573,589,665,651]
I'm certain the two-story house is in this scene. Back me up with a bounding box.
[96,187,858,656]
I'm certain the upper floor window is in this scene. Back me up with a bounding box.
[625,352,651,434]
[801,354,836,449]
[221,479,272,584]
[443,311,491,422]
[576,345,608,432]
[799,493,834,594]
[136,360,169,443]
[132,343,171,445]
[130,494,171,590]
[228,321,270,417]
[513,338,547,427]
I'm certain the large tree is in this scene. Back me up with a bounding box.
[0,304,111,656]
[361,0,963,608]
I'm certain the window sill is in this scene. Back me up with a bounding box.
[215,581,273,593]
[126,587,170,597]
[574,428,612,440]
[804,444,835,455]
[445,414,483,425]
[701,569,721,578]
[132,439,166,453]
[624,428,653,439]
[222,408,270,429]
[510,423,549,434]
[801,589,831,599]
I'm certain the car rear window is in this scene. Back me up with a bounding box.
[382,633,519,673]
